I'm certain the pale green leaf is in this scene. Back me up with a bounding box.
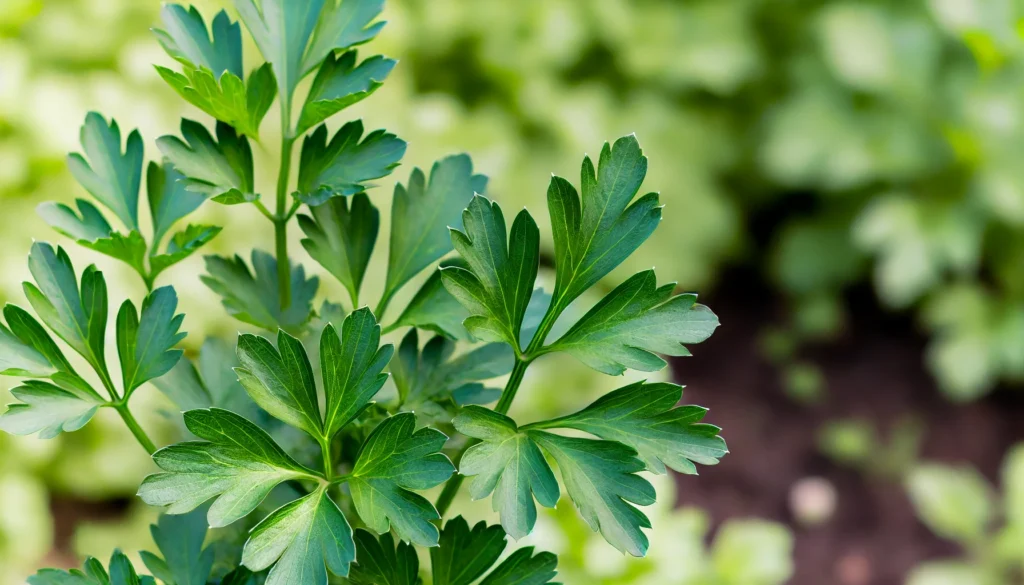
[297,51,395,135]
[907,464,994,545]
[234,0,325,101]
[202,250,319,332]
[154,5,242,77]
[0,380,102,439]
[302,0,386,75]
[147,161,208,250]
[37,199,113,242]
[158,120,256,203]
[386,155,487,299]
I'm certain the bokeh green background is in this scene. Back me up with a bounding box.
[3,0,1024,583]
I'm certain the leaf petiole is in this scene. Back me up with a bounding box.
[111,403,156,455]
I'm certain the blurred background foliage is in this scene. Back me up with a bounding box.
[3,0,1024,583]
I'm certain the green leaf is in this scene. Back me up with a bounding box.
[547,270,719,375]
[202,250,319,332]
[546,134,660,316]
[432,517,559,585]
[158,120,256,204]
[147,162,208,250]
[37,199,113,242]
[0,304,86,382]
[29,550,155,585]
[295,121,406,205]
[139,407,317,527]
[297,51,396,135]
[234,0,325,102]
[906,464,994,545]
[442,195,539,350]
[151,338,256,415]
[140,508,215,585]
[301,0,386,76]
[431,517,506,585]
[530,431,655,556]
[453,407,559,539]
[348,531,419,585]
[321,308,393,439]
[535,380,727,475]
[67,113,143,230]
[0,317,57,378]
[235,330,322,438]
[298,193,379,306]
[156,64,276,141]
[386,155,488,299]
[154,5,243,78]
[241,486,354,585]
[392,331,512,409]
[0,380,102,439]
[150,224,223,280]
[391,261,472,341]
[78,231,148,277]
[24,243,109,372]
[116,286,186,395]
[349,412,454,546]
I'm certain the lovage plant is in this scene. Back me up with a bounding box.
[0,1,727,584]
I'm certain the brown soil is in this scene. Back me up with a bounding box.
[672,274,1024,585]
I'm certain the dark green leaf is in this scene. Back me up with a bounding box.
[441,195,539,350]
[392,330,511,409]
[386,155,487,299]
[321,308,393,439]
[138,408,318,527]
[431,517,506,585]
[546,135,660,319]
[235,330,322,438]
[532,380,727,475]
[302,0,386,75]
[295,121,406,205]
[116,286,186,395]
[157,120,256,204]
[29,550,154,585]
[297,51,395,135]
[202,250,319,332]
[24,243,108,372]
[241,487,354,585]
[479,548,559,585]
[150,224,223,280]
[151,338,255,415]
[0,380,102,439]
[298,193,378,306]
[391,261,472,341]
[349,412,454,546]
[140,507,214,585]
[529,431,654,557]
[431,517,559,585]
[453,407,559,539]
[66,113,143,230]
[37,199,113,242]
[147,162,208,250]
[348,531,419,585]
[234,0,325,101]
[547,270,718,375]
[154,5,242,78]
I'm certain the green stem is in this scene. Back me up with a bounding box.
[319,436,334,481]
[114,404,156,455]
[374,289,395,320]
[435,358,531,517]
[274,103,296,311]
[524,299,563,357]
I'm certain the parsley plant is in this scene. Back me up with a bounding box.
[0,2,727,583]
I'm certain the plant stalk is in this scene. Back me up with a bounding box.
[114,404,156,455]
[275,102,296,311]
[435,358,530,517]
[319,436,334,481]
